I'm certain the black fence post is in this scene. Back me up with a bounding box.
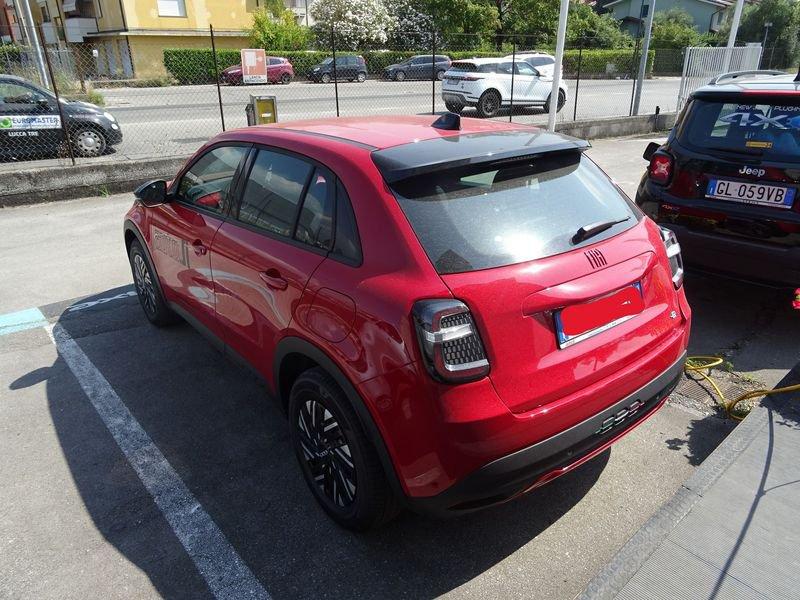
[431,25,436,115]
[209,25,225,131]
[629,38,641,116]
[509,37,515,123]
[331,24,340,117]
[37,22,75,165]
[573,40,583,121]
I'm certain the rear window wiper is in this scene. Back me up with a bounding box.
[572,216,630,245]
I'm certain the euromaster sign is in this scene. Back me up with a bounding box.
[0,115,61,130]
[241,49,268,84]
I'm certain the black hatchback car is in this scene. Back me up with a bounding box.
[0,75,121,159]
[382,55,451,81]
[637,70,800,289]
[307,55,367,83]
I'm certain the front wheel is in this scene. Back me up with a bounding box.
[289,367,399,530]
[356,71,367,83]
[436,69,445,81]
[72,127,107,157]
[476,90,501,118]
[545,89,567,113]
[394,70,406,82]
[128,240,178,327]
[321,73,331,84]
[280,72,292,84]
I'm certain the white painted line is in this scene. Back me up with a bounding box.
[47,323,270,600]
[67,290,137,313]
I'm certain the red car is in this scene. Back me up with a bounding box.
[124,115,691,530]
[219,56,294,85]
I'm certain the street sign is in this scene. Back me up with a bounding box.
[241,49,268,84]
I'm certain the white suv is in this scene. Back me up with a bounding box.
[442,58,568,118]
[506,52,560,80]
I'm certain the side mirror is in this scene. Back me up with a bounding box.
[643,141,660,161]
[36,97,50,109]
[134,179,168,207]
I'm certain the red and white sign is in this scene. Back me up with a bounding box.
[240,49,267,84]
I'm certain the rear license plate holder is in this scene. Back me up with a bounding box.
[554,283,644,349]
[706,179,795,209]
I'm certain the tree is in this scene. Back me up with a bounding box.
[250,8,312,50]
[720,0,800,66]
[309,0,396,49]
[567,2,632,48]
[651,8,702,49]
[386,0,435,49]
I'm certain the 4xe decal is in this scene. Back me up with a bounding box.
[0,115,61,130]
[720,111,800,130]
[151,226,189,266]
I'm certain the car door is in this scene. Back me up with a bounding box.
[0,80,62,156]
[513,62,540,103]
[410,57,425,79]
[210,147,333,379]
[148,144,249,338]
[495,62,515,102]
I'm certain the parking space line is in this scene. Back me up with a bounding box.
[47,323,270,600]
[0,307,48,336]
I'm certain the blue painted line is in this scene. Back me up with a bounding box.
[0,307,48,336]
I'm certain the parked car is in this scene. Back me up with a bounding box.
[219,57,294,85]
[0,74,121,159]
[125,114,690,530]
[505,51,560,80]
[307,55,367,83]
[636,70,800,289]
[442,58,568,118]
[382,55,451,81]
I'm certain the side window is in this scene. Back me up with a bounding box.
[176,145,247,213]
[332,181,362,264]
[238,149,313,237]
[294,168,334,250]
[516,62,536,76]
[0,82,46,105]
[497,62,513,75]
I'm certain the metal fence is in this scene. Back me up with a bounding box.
[0,21,781,172]
[677,45,764,110]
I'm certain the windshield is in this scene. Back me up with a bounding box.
[678,97,800,162]
[389,153,638,274]
[321,58,333,65]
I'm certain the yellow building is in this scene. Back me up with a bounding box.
[44,0,264,78]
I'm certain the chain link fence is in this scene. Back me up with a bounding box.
[1,20,789,173]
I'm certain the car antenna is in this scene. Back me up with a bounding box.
[432,112,461,130]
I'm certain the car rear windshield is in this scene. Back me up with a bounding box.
[678,96,800,162]
[388,153,638,274]
[449,61,496,73]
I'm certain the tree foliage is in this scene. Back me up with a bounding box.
[250,7,312,51]
[651,8,702,49]
[721,0,800,60]
[310,0,395,49]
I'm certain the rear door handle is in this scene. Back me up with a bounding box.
[192,239,207,256]
[259,269,288,291]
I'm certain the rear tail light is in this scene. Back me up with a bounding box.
[412,299,490,383]
[649,152,673,185]
[660,227,684,288]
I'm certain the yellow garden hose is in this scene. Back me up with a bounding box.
[684,356,800,420]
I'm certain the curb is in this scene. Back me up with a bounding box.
[577,400,772,599]
[0,112,675,208]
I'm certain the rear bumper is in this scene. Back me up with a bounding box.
[406,351,686,516]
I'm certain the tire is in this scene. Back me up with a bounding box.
[545,89,567,113]
[321,73,331,84]
[395,70,406,82]
[436,69,445,81]
[280,72,292,84]
[289,367,399,531]
[445,101,464,114]
[476,89,501,118]
[356,71,366,83]
[72,126,107,157]
[128,240,178,327]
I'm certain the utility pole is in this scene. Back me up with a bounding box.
[722,0,745,72]
[632,0,655,115]
[547,0,569,132]
[16,0,49,87]
[762,21,772,49]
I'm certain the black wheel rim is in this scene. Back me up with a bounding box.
[297,399,356,508]
[133,254,157,315]
[483,94,498,115]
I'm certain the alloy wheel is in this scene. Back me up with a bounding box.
[74,128,105,156]
[133,254,157,315]
[297,398,356,508]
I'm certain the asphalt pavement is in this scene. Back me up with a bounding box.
[1,136,797,600]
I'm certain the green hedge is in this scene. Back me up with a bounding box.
[0,44,22,62]
[164,47,655,84]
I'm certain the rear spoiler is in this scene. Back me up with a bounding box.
[372,130,590,184]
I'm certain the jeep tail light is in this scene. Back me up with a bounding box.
[649,153,673,185]
[660,227,684,288]
[413,299,490,383]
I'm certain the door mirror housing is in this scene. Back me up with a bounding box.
[134,179,168,207]
[36,97,50,109]
[643,141,660,161]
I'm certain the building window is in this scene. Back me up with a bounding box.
[157,0,187,17]
[640,3,649,18]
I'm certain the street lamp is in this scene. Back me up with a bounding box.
[762,21,773,49]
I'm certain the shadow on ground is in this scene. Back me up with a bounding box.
[17,287,612,599]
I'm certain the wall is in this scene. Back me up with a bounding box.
[121,0,257,31]
[125,33,249,78]
[608,0,727,34]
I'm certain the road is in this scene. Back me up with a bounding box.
[4,136,798,599]
[0,78,682,172]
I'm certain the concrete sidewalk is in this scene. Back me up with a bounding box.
[581,368,800,599]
